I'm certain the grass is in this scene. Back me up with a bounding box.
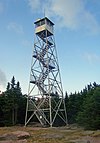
[0,125,100,143]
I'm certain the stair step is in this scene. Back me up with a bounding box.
[33,55,55,69]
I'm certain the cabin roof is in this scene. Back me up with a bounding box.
[34,17,54,25]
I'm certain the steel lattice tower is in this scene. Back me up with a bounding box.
[25,17,68,127]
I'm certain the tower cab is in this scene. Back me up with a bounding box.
[34,17,54,38]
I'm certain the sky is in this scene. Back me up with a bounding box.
[0,0,100,94]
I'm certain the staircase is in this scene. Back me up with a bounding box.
[31,39,55,95]
[35,110,47,126]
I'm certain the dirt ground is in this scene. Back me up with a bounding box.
[0,125,100,143]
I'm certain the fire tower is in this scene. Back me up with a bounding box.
[25,17,67,127]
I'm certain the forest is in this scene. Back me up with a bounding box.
[0,76,100,130]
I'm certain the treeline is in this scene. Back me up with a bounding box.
[66,82,100,130]
[0,76,27,126]
[0,77,100,130]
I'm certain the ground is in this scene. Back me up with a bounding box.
[0,125,100,143]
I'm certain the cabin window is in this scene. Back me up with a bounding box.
[36,22,40,27]
[36,20,45,28]
[41,20,45,25]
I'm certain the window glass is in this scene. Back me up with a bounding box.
[41,20,45,25]
[36,22,40,27]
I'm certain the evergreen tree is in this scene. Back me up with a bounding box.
[6,82,10,90]
[77,86,100,130]
[67,92,80,123]
[11,76,15,89]
[0,76,26,126]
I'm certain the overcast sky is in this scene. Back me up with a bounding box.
[0,0,100,94]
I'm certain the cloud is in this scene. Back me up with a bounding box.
[7,22,24,34]
[49,0,84,30]
[27,0,100,34]
[28,0,41,12]
[81,11,100,35]
[83,52,100,64]
[0,69,7,91]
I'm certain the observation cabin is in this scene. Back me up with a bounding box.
[34,17,54,38]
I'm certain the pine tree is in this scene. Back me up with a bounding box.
[77,85,100,130]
